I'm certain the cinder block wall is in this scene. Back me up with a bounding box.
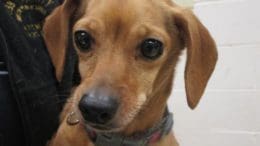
[169,0,260,146]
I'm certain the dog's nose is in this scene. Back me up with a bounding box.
[78,89,119,125]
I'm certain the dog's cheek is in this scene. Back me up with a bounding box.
[78,57,97,79]
[115,93,147,128]
[115,67,160,126]
[139,68,161,98]
[79,62,90,79]
[113,73,153,127]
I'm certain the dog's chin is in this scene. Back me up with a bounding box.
[85,122,123,133]
[84,113,138,133]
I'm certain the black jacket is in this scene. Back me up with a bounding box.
[0,0,78,146]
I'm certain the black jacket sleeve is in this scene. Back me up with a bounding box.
[0,30,26,146]
[0,0,72,146]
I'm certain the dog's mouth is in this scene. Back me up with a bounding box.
[87,123,111,130]
[85,122,120,132]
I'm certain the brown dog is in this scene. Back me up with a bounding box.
[43,0,217,146]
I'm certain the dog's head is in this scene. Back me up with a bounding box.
[43,0,217,132]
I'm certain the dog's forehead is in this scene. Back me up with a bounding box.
[85,0,166,27]
[75,0,170,42]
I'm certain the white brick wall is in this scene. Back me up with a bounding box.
[169,0,260,146]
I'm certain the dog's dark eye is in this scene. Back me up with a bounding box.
[140,39,163,60]
[74,31,93,51]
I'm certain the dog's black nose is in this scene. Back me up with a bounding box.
[78,89,119,125]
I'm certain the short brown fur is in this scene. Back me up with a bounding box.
[43,0,217,146]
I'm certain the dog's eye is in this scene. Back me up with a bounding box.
[74,31,93,51]
[140,39,163,60]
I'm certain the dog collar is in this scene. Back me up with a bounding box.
[86,110,173,146]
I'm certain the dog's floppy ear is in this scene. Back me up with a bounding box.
[43,0,79,81]
[172,7,218,109]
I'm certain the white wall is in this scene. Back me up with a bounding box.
[169,0,260,146]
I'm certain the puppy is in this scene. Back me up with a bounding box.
[43,0,218,146]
